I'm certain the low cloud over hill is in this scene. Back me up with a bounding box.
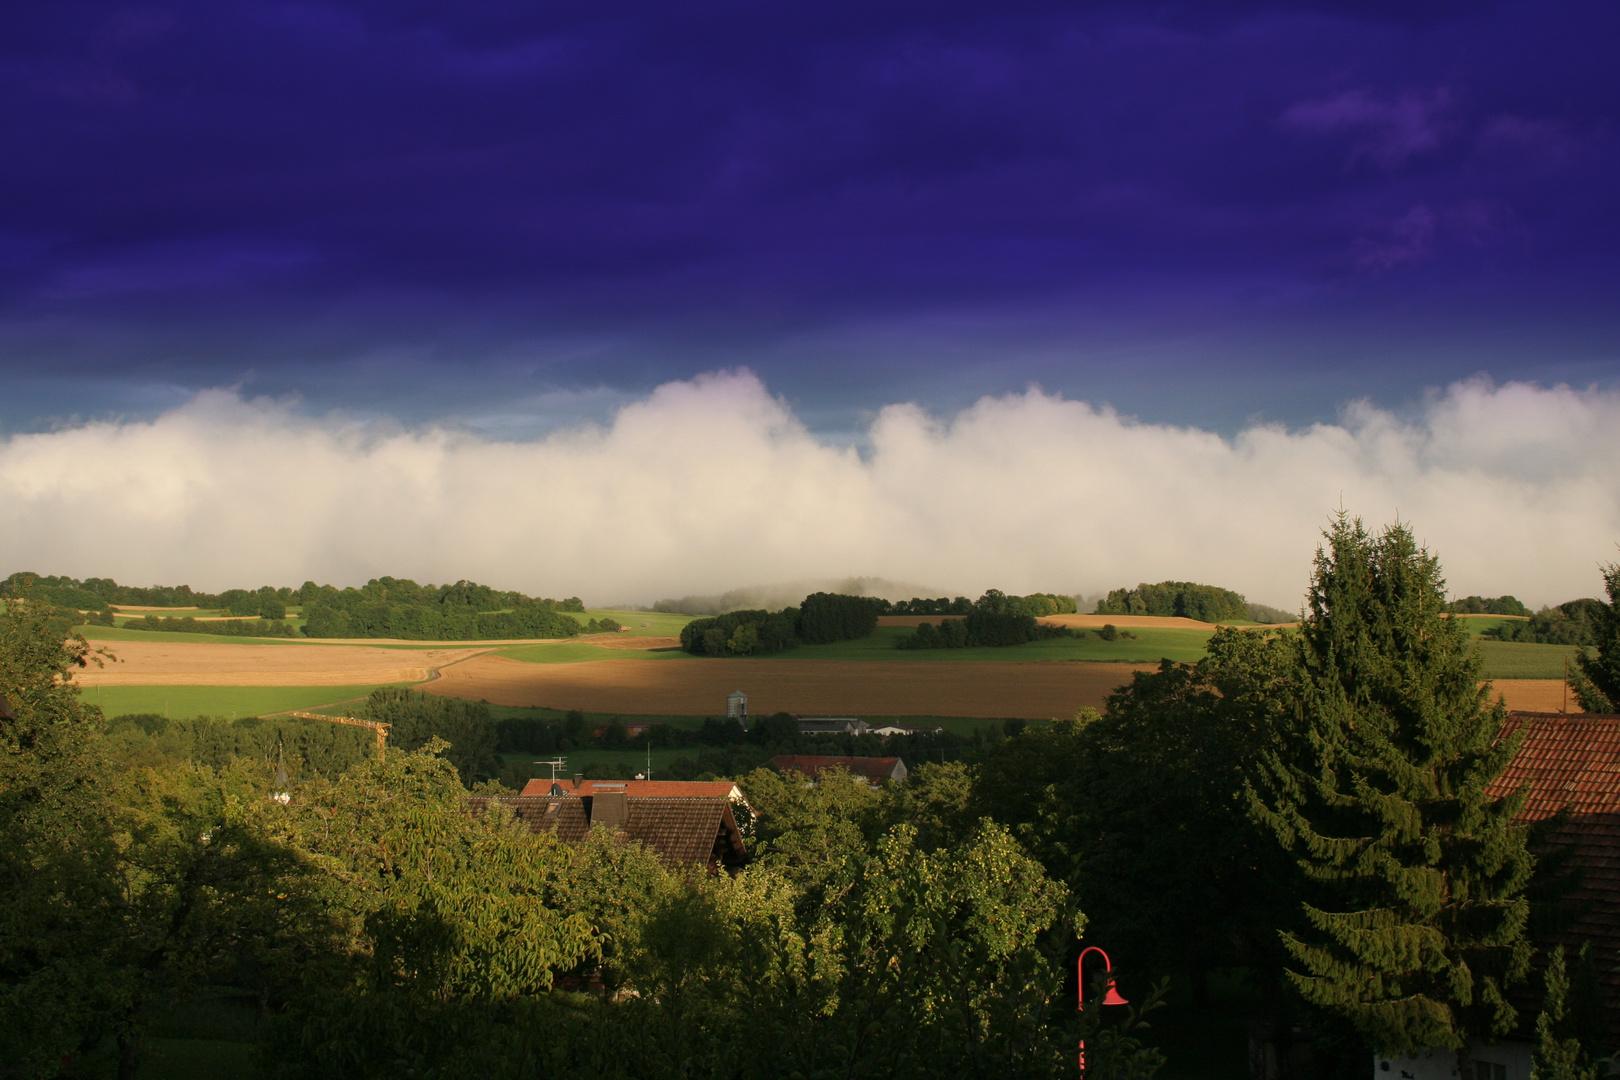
[1,371,1615,609]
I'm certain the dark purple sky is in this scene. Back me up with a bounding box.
[4,0,1618,436]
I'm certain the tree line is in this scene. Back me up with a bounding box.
[1094,580,1250,622]
[1,593,1153,1078]
[1446,594,1532,616]
[887,592,1078,616]
[1482,597,1607,646]
[895,590,1081,649]
[7,528,1620,1076]
[681,590,1087,656]
[1,572,594,642]
[679,592,886,656]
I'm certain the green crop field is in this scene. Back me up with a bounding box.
[578,609,694,636]
[1450,614,1530,638]
[80,623,309,645]
[783,625,1215,663]
[1475,641,1585,680]
[84,684,406,719]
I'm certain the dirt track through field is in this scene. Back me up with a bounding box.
[423,655,1158,717]
[74,639,487,687]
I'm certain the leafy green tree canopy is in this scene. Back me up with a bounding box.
[1095,580,1248,622]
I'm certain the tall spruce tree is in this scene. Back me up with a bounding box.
[1568,559,1619,713]
[1249,516,1534,1056]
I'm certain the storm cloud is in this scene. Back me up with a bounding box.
[1,371,1614,610]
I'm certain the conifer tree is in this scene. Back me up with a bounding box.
[1532,946,1599,1080]
[1568,559,1619,713]
[1249,516,1534,1056]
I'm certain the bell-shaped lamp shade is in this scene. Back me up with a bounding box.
[1078,946,1129,1010]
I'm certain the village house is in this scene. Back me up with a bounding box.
[471,791,748,873]
[867,722,944,736]
[796,717,868,736]
[768,754,908,785]
[1370,711,1620,1080]
[518,775,754,816]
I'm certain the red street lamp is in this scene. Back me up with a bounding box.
[1077,946,1128,1075]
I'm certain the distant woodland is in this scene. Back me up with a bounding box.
[894,590,1081,650]
[0,573,596,641]
[1094,580,1251,622]
[679,590,1082,655]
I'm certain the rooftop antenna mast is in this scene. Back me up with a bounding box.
[271,739,291,805]
[535,757,567,782]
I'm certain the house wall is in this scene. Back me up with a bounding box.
[1373,1041,1530,1080]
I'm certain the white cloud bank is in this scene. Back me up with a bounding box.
[1,371,1617,609]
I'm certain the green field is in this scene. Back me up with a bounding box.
[1451,614,1530,638]
[578,609,694,636]
[492,624,1216,664]
[1476,640,1585,680]
[784,625,1216,663]
[85,684,404,719]
[81,623,311,645]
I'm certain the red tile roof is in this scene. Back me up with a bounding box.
[1489,712,1620,1035]
[768,754,905,783]
[470,794,747,872]
[518,777,744,802]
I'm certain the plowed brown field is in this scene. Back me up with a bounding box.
[423,654,1157,717]
[74,639,487,687]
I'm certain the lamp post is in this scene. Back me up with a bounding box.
[1077,946,1128,1076]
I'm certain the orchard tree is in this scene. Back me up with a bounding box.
[0,591,296,1079]
[1249,516,1533,1058]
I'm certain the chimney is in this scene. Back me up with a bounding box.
[590,791,629,829]
[573,773,583,789]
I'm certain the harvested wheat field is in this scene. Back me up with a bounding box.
[424,654,1157,717]
[1490,679,1584,714]
[581,634,683,650]
[74,639,487,687]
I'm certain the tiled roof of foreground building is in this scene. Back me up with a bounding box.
[1488,712,1620,1035]
[469,793,748,872]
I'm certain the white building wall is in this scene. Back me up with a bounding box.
[1373,1041,1531,1080]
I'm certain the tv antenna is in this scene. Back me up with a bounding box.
[535,757,568,781]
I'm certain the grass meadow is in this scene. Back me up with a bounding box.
[580,609,693,636]
[85,684,400,719]
[82,623,310,645]
[1475,640,1586,679]
[785,624,1216,663]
